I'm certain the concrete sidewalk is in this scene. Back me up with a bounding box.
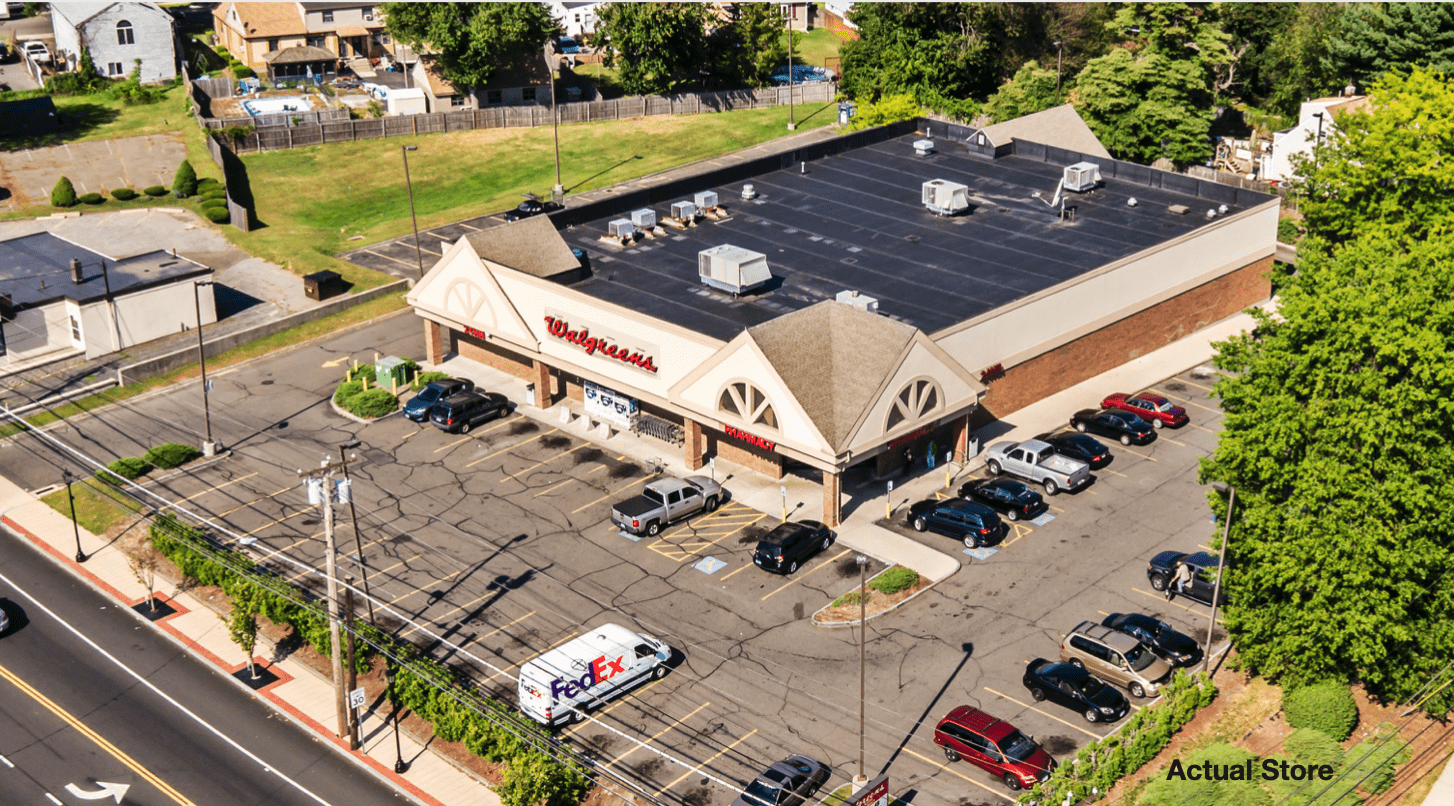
[0,477,501,806]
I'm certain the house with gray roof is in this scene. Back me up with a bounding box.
[51,1,179,83]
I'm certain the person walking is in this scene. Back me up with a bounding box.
[902,445,914,477]
[1167,561,1193,601]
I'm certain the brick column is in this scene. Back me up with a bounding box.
[822,471,842,527]
[684,419,704,470]
[532,359,553,407]
[425,320,443,365]
[952,412,971,462]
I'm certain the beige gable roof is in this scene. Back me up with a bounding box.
[747,302,917,451]
[982,103,1112,159]
[227,1,307,38]
[463,216,580,279]
[419,55,456,96]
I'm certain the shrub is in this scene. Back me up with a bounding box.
[1282,728,1343,768]
[51,176,77,207]
[412,370,450,391]
[202,206,230,224]
[78,192,104,205]
[1140,743,1263,806]
[111,188,138,201]
[201,198,228,210]
[345,388,399,419]
[845,93,924,132]
[367,100,384,118]
[347,364,378,384]
[143,184,168,197]
[1282,681,1358,741]
[1277,218,1301,244]
[334,379,365,406]
[197,177,221,192]
[96,457,152,485]
[172,159,198,197]
[143,442,202,470]
[215,47,230,58]
[869,566,919,595]
[201,189,228,202]
[831,591,864,608]
[1342,723,1410,794]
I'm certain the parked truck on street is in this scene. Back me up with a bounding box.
[983,439,1091,495]
[611,476,724,536]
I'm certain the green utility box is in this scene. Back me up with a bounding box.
[375,356,410,389]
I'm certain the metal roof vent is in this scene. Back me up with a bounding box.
[913,139,935,156]
[1127,197,1138,207]
[70,257,83,284]
[630,208,656,229]
[671,201,697,219]
[698,245,771,295]
[1218,204,1229,215]
[1063,161,1102,192]
[608,219,635,238]
[741,184,757,200]
[1206,208,1217,220]
[835,289,879,314]
[694,191,719,209]
[922,179,970,216]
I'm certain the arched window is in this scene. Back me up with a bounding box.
[886,378,941,431]
[116,20,134,45]
[719,381,777,429]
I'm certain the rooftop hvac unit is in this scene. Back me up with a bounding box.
[835,289,879,314]
[630,208,656,229]
[913,139,936,156]
[1063,162,1102,192]
[608,219,635,238]
[671,201,697,219]
[694,191,719,209]
[922,179,970,216]
[698,245,771,295]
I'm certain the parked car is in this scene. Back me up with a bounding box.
[958,479,1046,522]
[1147,550,1225,606]
[1060,621,1173,699]
[1069,408,1156,446]
[1101,392,1189,429]
[753,520,834,574]
[428,391,509,434]
[1101,613,1202,667]
[611,477,723,537]
[907,498,1008,549]
[404,377,475,422]
[505,198,562,222]
[933,705,1055,790]
[982,438,1090,495]
[1022,658,1130,724]
[22,41,50,63]
[1043,433,1112,468]
[730,755,831,806]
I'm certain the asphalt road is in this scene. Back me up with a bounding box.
[0,315,1231,806]
[0,521,412,806]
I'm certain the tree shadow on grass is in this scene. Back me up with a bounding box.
[0,101,122,151]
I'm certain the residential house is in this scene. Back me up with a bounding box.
[51,2,179,83]
[213,2,392,73]
[413,55,472,114]
[1263,90,1369,184]
[964,104,1114,160]
[547,1,603,40]
[477,54,551,109]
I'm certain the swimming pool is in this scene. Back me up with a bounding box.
[241,96,314,116]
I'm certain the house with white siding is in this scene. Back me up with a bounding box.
[51,2,179,83]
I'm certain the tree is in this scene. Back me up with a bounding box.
[1198,230,1454,713]
[1288,68,1454,245]
[225,583,262,679]
[1212,3,1299,105]
[1258,3,1348,119]
[171,159,197,198]
[125,536,161,612]
[1327,3,1454,93]
[382,2,557,89]
[984,60,1060,123]
[593,2,711,95]
[1073,48,1216,165]
[723,3,790,90]
[51,176,77,207]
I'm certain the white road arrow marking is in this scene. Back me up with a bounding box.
[64,781,130,803]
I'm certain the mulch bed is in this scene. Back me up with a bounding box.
[812,575,932,625]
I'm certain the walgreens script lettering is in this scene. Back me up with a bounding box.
[543,316,659,374]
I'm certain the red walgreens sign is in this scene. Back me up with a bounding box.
[544,315,659,374]
[842,775,889,806]
[724,425,776,452]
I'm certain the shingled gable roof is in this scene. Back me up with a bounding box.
[747,301,917,451]
[981,103,1112,159]
[463,216,581,279]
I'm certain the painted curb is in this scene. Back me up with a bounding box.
[811,562,959,629]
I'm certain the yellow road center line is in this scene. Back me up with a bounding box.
[503,443,586,481]
[901,747,1015,802]
[654,729,759,795]
[761,548,853,601]
[533,478,577,498]
[571,476,650,515]
[0,662,199,805]
[983,687,1100,739]
[466,428,560,468]
[600,702,712,770]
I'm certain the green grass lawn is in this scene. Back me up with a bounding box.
[41,478,148,536]
[790,26,844,72]
[0,84,194,150]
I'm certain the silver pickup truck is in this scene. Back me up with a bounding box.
[983,439,1090,495]
[611,476,724,536]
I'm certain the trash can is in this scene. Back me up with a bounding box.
[524,383,536,408]
[303,270,345,301]
[375,356,410,390]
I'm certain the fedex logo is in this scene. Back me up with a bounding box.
[549,655,625,701]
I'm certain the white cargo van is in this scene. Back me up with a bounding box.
[517,624,672,726]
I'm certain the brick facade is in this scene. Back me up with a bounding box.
[455,331,534,381]
[822,472,841,527]
[712,431,783,479]
[685,419,705,471]
[976,257,1273,421]
[532,360,553,407]
[425,320,443,365]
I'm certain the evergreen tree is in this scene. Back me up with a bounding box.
[171,160,197,198]
[1328,3,1454,91]
[51,176,77,207]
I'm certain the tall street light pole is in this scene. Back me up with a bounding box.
[62,469,86,562]
[547,41,563,199]
[386,664,409,773]
[1053,40,1063,102]
[193,279,216,456]
[786,9,796,131]
[401,145,425,282]
[855,553,868,789]
[1205,482,1234,673]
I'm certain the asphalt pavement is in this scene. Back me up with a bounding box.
[0,519,413,806]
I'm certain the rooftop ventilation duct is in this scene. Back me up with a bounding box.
[741,184,757,200]
[694,191,719,209]
[1127,197,1138,207]
[630,208,656,229]
[922,179,970,216]
[1063,162,1102,193]
[914,139,935,156]
[835,289,879,314]
[698,245,771,295]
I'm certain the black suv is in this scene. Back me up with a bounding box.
[1069,409,1156,446]
[1147,550,1225,606]
[404,377,474,422]
[959,479,1047,522]
[753,520,834,575]
[429,391,509,434]
[907,498,1008,549]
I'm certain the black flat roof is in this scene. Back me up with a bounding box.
[0,233,208,308]
[559,133,1261,341]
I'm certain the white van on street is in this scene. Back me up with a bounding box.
[517,624,672,726]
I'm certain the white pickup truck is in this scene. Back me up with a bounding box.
[983,439,1090,495]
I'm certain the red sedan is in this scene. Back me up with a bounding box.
[1100,392,1188,429]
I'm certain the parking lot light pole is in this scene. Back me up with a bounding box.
[855,554,868,788]
[401,145,425,281]
[1205,482,1234,673]
[62,469,86,562]
[385,665,409,774]
[786,9,795,131]
[194,279,217,456]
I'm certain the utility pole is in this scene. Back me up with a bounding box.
[193,280,216,456]
[298,455,357,744]
[344,574,360,750]
[1205,483,1234,673]
[855,554,868,789]
[547,40,563,199]
[401,145,425,282]
[1053,40,1063,103]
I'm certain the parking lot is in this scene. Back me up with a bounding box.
[0,315,1232,806]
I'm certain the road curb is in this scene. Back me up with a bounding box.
[810,563,958,629]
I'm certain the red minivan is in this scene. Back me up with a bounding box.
[933,706,1056,791]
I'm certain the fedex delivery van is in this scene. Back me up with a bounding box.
[517,623,672,726]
